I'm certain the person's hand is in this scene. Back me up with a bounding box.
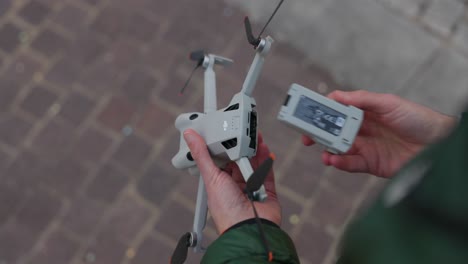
[303,90,457,178]
[183,129,281,234]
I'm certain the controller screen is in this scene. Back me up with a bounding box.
[293,95,347,136]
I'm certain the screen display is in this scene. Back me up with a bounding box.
[293,95,347,136]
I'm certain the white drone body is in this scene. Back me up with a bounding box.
[171,37,274,253]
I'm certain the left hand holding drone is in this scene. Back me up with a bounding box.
[183,129,281,234]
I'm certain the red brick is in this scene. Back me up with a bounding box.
[4,151,47,187]
[84,230,127,264]
[122,68,158,103]
[72,127,113,162]
[29,229,79,264]
[62,196,107,237]
[51,3,87,34]
[278,195,303,234]
[86,164,128,203]
[0,183,26,226]
[98,96,136,132]
[101,194,150,242]
[136,103,174,139]
[295,222,333,264]
[0,222,40,262]
[18,0,51,25]
[111,134,152,171]
[20,85,58,118]
[137,161,181,206]
[31,28,69,57]
[0,113,32,147]
[0,23,21,53]
[155,201,193,240]
[327,170,370,198]
[59,91,95,126]
[310,188,353,228]
[4,53,42,86]
[0,0,12,17]
[131,236,173,264]
[32,119,76,160]
[43,159,88,196]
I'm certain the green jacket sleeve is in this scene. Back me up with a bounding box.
[338,111,468,264]
[202,220,300,264]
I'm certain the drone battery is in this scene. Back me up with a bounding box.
[277,83,363,154]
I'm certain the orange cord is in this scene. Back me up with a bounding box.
[269,153,276,161]
[268,251,274,262]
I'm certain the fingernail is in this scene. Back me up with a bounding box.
[183,131,195,144]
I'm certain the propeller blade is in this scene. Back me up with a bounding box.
[244,16,260,47]
[190,50,205,64]
[245,153,275,194]
[170,232,191,264]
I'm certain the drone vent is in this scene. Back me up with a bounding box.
[249,111,257,149]
[221,138,238,149]
[224,104,240,112]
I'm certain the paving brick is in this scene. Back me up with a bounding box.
[0,184,25,226]
[0,79,21,113]
[16,190,62,235]
[28,229,79,264]
[43,158,88,196]
[18,0,51,25]
[62,195,107,237]
[3,53,42,87]
[91,7,128,39]
[31,28,69,57]
[51,3,88,34]
[84,230,127,264]
[279,147,326,198]
[0,113,32,147]
[111,134,152,171]
[123,13,159,42]
[59,91,95,126]
[86,164,128,203]
[0,23,21,53]
[137,161,180,206]
[98,96,137,132]
[72,127,113,162]
[20,85,58,118]
[278,194,304,234]
[101,193,150,242]
[122,68,158,103]
[0,222,40,263]
[423,0,465,36]
[4,151,47,187]
[136,103,174,139]
[310,187,353,229]
[326,170,370,198]
[155,201,193,239]
[32,119,76,160]
[295,222,333,264]
[130,236,173,264]
[0,0,12,17]
[378,0,424,17]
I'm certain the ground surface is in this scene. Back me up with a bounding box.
[6,0,461,263]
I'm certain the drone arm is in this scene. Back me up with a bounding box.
[204,56,218,113]
[236,157,268,201]
[241,37,274,97]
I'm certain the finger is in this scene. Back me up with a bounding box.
[328,90,395,114]
[327,154,368,173]
[183,129,223,187]
[302,135,315,146]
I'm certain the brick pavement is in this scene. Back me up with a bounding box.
[0,1,385,264]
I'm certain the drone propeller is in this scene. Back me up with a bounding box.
[244,0,284,48]
[244,153,275,262]
[170,232,191,264]
[179,50,206,95]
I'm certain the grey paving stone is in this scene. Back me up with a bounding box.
[400,48,468,114]
[377,0,424,17]
[231,0,439,92]
[422,0,465,36]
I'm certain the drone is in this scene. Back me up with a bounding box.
[170,1,284,263]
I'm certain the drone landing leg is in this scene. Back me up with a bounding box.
[192,176,208,253]
[236,157,267,201]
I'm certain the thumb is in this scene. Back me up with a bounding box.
[183,129,222,187]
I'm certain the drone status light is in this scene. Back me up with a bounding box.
[278,83,364,154]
